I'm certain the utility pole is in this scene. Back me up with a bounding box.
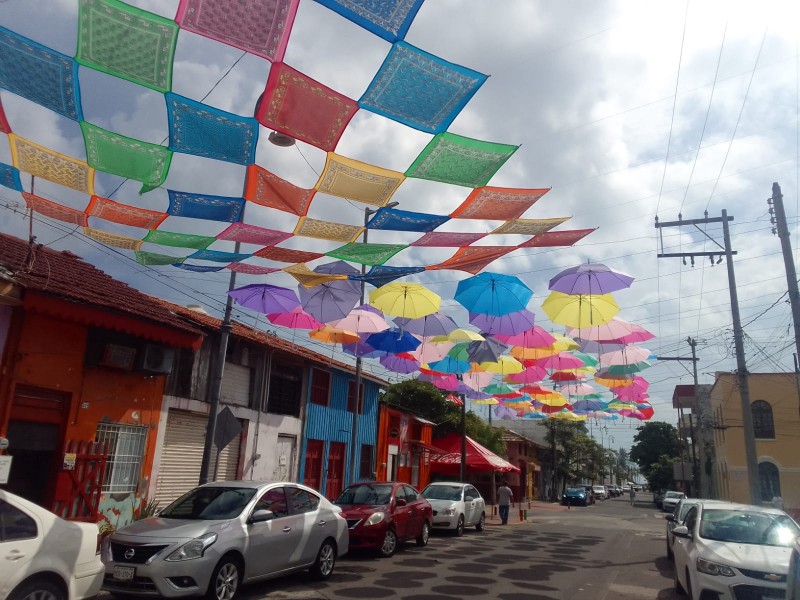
[687,337,711,498]
[655,211,760,504]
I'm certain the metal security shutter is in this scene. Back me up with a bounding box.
[220,363,251,407]
[154,410,242,507]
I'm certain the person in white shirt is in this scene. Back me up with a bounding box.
[497,481,514,525]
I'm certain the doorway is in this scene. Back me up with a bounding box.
[5,385,69,506]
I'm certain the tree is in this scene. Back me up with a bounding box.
[539,420,599,499]
[629,422,680,473]
[647,455,678,493]
[381,379,505,455]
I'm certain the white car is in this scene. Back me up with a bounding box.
[662,491,685,512]
[420,482,486,536]
[0,489,104,600]
[592,485,607,500]
[788,537,800,599]
[672,501,800,600]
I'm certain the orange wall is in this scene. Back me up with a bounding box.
[376,405,432,489]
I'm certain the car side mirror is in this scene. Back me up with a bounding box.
[672,525,691,539]
[395,498,407,507]
[665,514,675,522]
[249,509,275,524]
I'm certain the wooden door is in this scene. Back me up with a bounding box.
[304,439,324,493]
[326,442,345,500]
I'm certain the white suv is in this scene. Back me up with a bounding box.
[592,485,607,500]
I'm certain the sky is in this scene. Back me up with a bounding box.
[1,0,799,452]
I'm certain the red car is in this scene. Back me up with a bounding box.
[335,482,432,557]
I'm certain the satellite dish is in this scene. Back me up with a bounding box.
[268,131,296,147]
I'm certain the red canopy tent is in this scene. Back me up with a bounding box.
[430,433,520,475]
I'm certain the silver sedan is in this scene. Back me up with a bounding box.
[101,481,348,600]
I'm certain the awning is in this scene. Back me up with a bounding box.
[429,433,520,475]
[409,440,441,453]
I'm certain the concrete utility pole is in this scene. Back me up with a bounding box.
[687,337,711,498]
[655,211,760,504]
[768,183,800,365]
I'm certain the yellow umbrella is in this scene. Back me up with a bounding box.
[309,325,361,345]
[514,403,537,414]
[595,372,634,388]
[369,282,441,319]
[473,398,500,405]
[510,345,559,361]
[478,355,524,374]
[551,333,581,351]
[550,410,587,421]
[430,329,485,343]
[541,291,620,328]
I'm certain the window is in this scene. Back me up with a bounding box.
[166,348,195,399]
[359,444,373,480]
[267,362,303,417]
[96,423,148,493]
[287,487,320,514]
[310,368,331,407]
[759,462,781,502]
[403,486,418,501]
[684,506,698,533]
[347,380,364,414]
[254,487,288,518]
[0,500,37,541]
[752,400,775,439]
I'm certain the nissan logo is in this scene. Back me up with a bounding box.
[124,548,135,560]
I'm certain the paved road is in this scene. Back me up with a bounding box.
[236,493,683,600]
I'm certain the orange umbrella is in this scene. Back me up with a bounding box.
[309,325,361,346]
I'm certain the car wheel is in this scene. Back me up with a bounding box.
[309,539,337,580]
[455,515,465,537]
[9,579,66,600]
[416,522,430,547]
[476,512,485,532]
[206,555,242,600]
[379,528,398,557]
[674,567,685,595]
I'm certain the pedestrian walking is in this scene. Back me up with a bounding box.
[497,480,514,525]
[629,486,636,506]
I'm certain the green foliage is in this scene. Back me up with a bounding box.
[647,455,678,492]
[539,420,601,495]
[630,422,680,473]
[382,379,506,455]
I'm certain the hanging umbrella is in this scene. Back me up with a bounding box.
[379,352,420,374]
[394,313,458,337]
[479,355,524,375]
[342,340,386,359]
[605,361,653,375]
[493,405,518,420]
[430,329,485,343]
[455,272,533,317]
[523,411,547,420]
[468,309,536,336]
[594,370,635,388]
[559,382,597,396]
[549,370,587,382]
[550,410,587,421]
[465,389,495,400]
[612,386,649,401]
[329,308,389,334]
[576,339,627,354]
[599,346,652,366]
[494,326,557,348]
[408,338,454,364]
[473,398,500,405]
[300,280,361,324]
[267,306,324,330]
[228,283,300,314]
[482,382,519,397]
[309,325,361,345]
[465,337,509,363]
[535,351,586,370]
[418,372,460,391]
[462,371,495,390]
[369,282,441,318]
[427,356,474,375]
[548,262,634,295]
[504,364,547,384]
[365,329,421,354]
[567,317,655,343]
[510,345,559,361]
[573,351,599,368]
[541,291,620,328]
[572,398,605,412]
[444,394,464,406]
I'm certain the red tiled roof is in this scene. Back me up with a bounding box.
[0,233,203,345]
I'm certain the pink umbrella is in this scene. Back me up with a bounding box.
[418,373,460,391]
[408,337,454,364]
[559,382,596,396]
[495,326,556,348]
[535,352,586,370]
[599,346,652,365]
[267,306,324,330]
[330,309,389,334]
[462,371,494,390]
[567,317,654,343]
[504,364,547,384]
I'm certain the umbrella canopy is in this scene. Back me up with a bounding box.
[330,308,389,334]
[365,329,421,354]
[594,370,635,388]
[418,372,460,391]
[567,317,655,343]
[462,371,495,390]
[267,306,324,330]
[379,352,420,374]
[479,355,524,375]
[300,280,361,324]
[535,351,586,370]
[548,262,634,295]
[559,382,597,396]
[431,329,485,343]
[495,326,557,348]
[541,291,620,328]
[465,337,509,363]
[572,398,605,412]
[394,313,458,337]
[504,364,547,384]
[342,341,387,359]
[369,282,441,318]
[605,361,653,375]
[228,283,300,314]
[427,356,474,375]
[483,382,519,397]
[550,410,587,421]
[510,345,559,361]
[455,272,533,317]
[468,309,536,336]
[549,370,587,382]
[309,325,361,345]
[408,338,455,364]
[599,346,652,365]
[473,398,500,405]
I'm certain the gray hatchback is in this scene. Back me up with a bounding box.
[101,481,348,600]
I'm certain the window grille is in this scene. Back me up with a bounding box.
[96,423,148,494]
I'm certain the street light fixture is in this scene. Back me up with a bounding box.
[349,201,400,484]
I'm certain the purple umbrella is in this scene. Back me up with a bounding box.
[468,309,536,336]
[299,260,362,323]
[365,329,421,354]
[549,262,634,295]
[394,313,459,337]
[228,283,300,314]
[342,340,386,359]
[379,352,420,374]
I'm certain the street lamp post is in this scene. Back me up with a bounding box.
[349,201,399,485]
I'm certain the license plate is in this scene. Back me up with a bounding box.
[113,566,135,581]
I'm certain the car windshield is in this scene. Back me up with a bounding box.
[593,486,604,491]
[335,484,394,506]
[159,487,256,520]
[566,487,585,493]
[700,509,800,547]
[422,485,463,501]
[665,492,684,499]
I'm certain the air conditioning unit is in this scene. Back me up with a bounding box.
[140,344,175,374]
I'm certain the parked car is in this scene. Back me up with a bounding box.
[662,491,686,513]
[0,490,105,600]
[665,498,702,560]
[653,489,664,509]
[788,536,800,600]
[421,482,485,535]
[561,486,589,507]
[592,485,607,500]
[335,482,432,557]
[102,481,348,600]
[672,501,800,600]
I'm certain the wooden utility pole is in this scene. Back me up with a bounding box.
[655,211,760,504]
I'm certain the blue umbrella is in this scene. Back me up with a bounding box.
[455,272,533,317]
[427,355,473,375]
[365,329,421,354]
